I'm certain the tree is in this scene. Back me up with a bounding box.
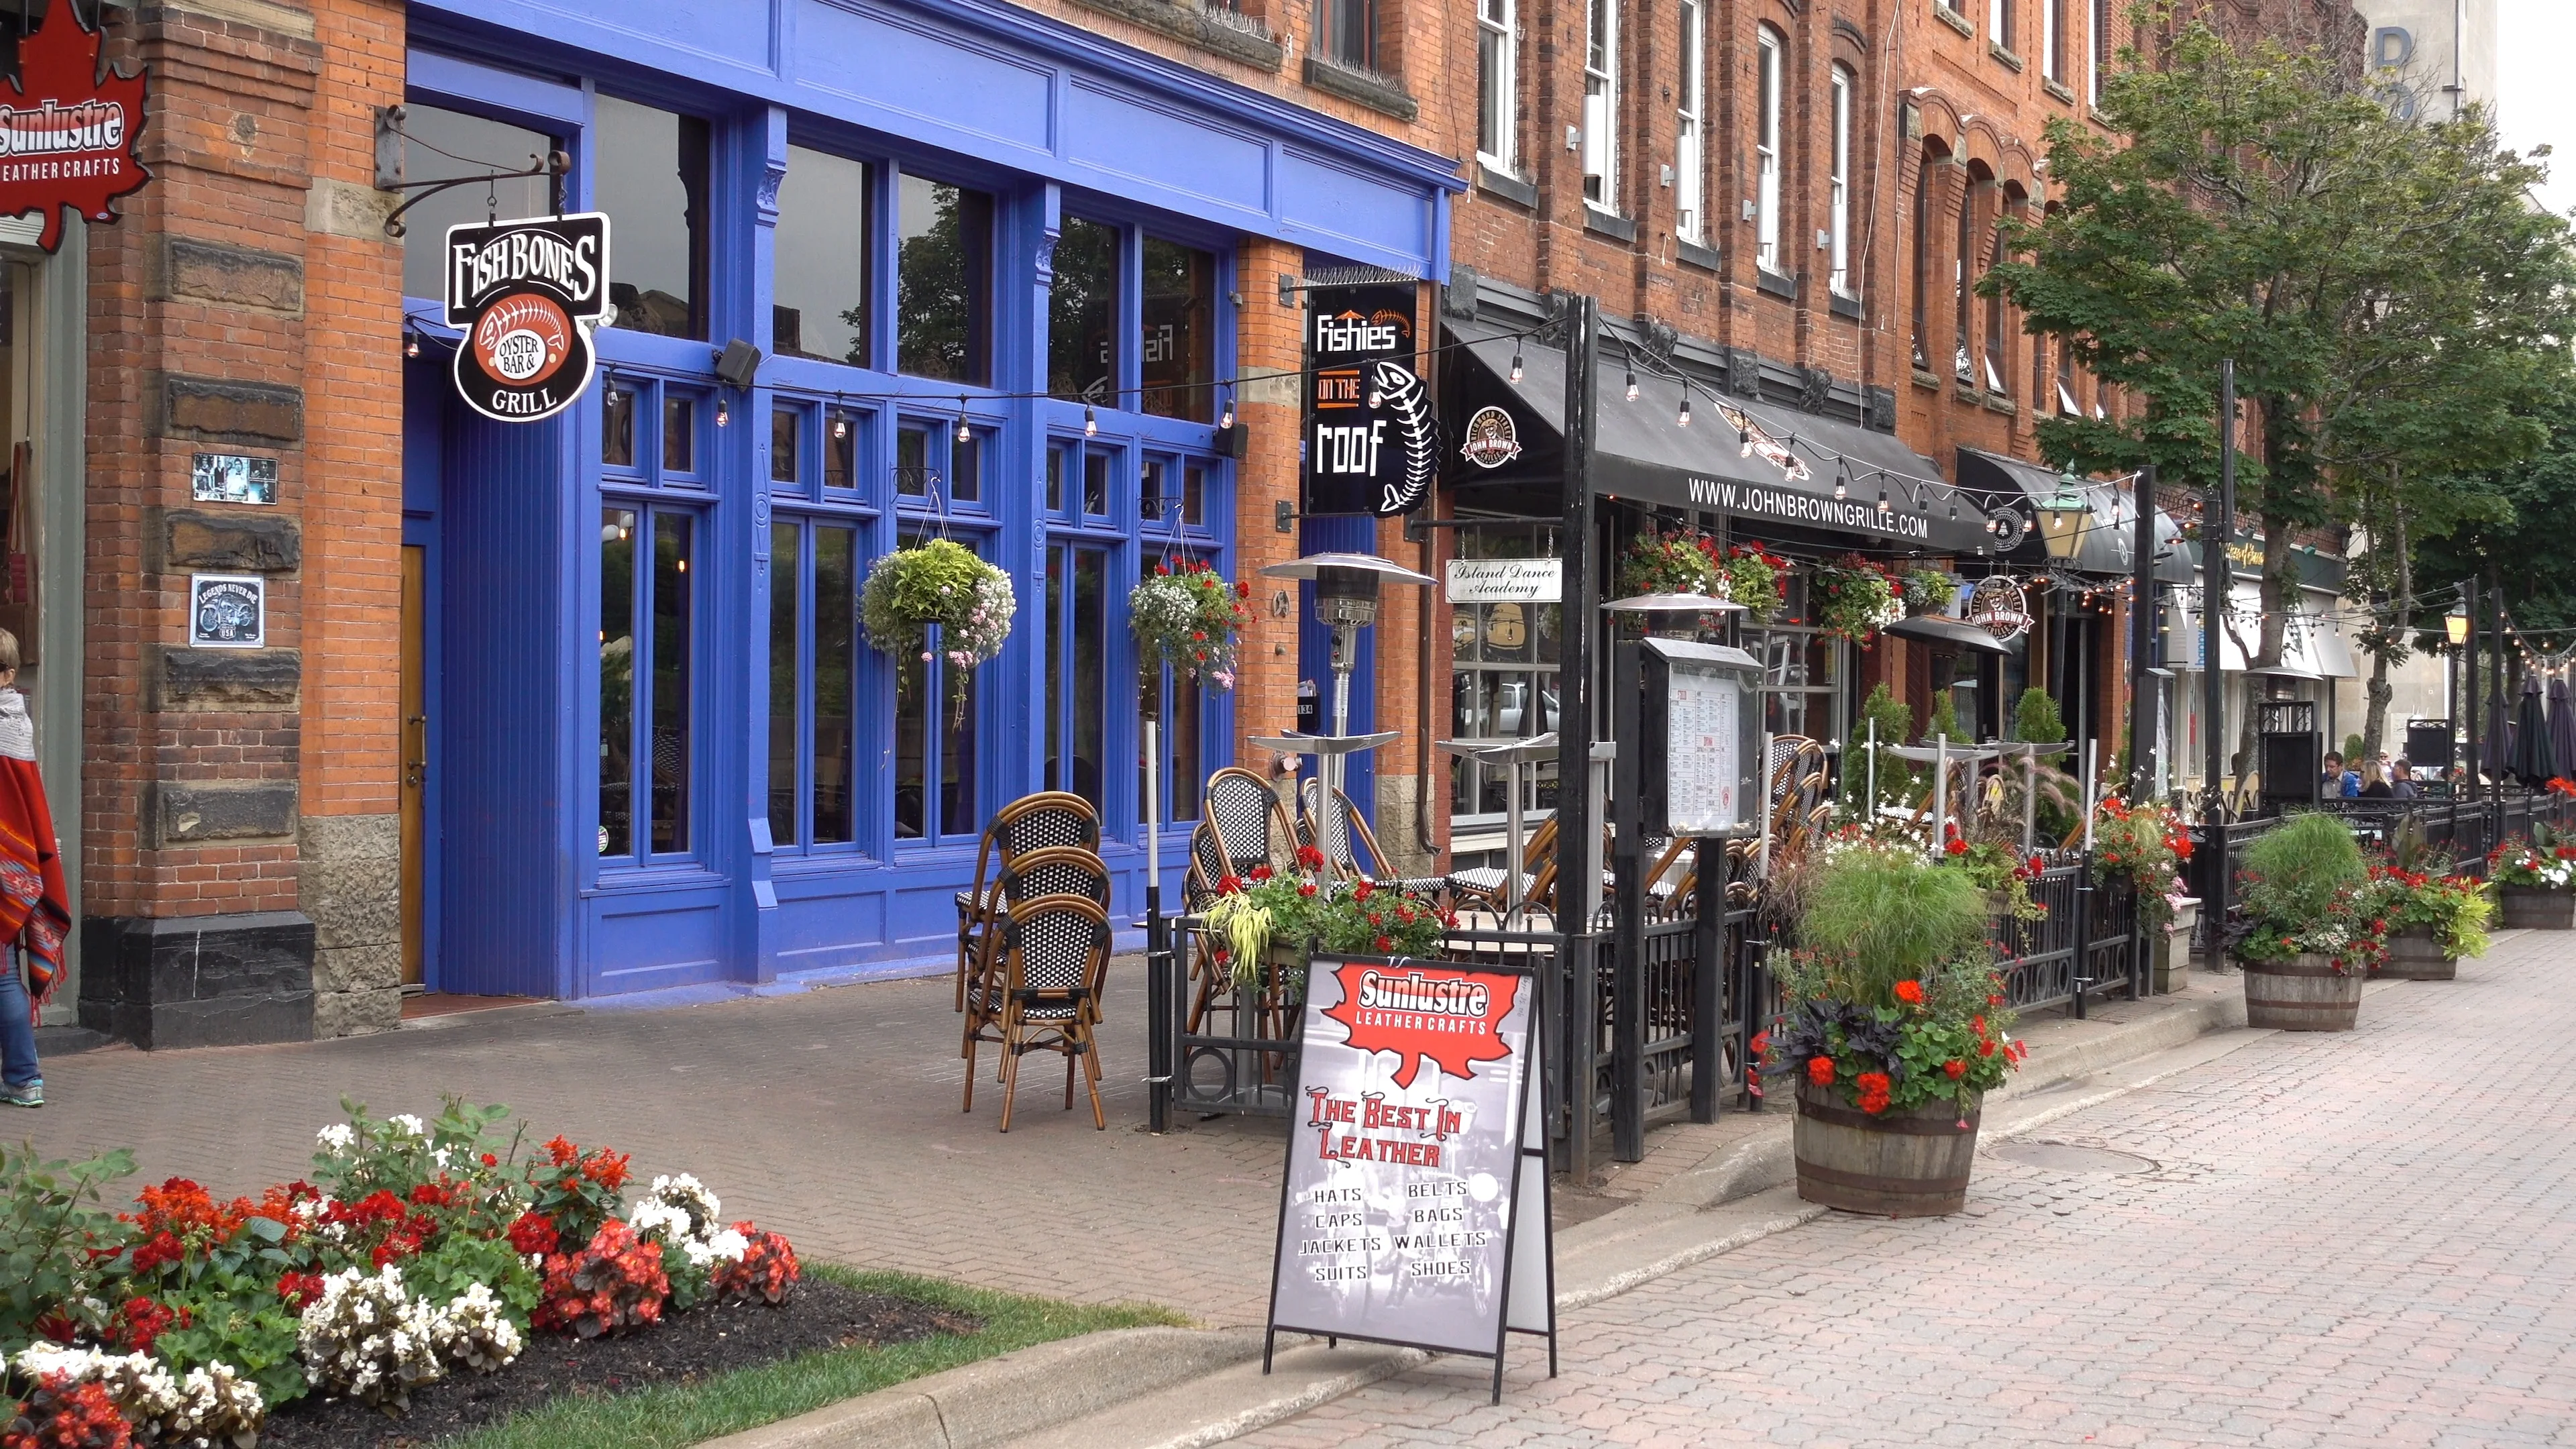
[2414,382,2576,640]
[1985,17,2575,775]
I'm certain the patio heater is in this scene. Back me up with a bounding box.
[1250,553,1435,859]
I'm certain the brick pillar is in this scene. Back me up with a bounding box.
[79,2,400,1048]
[1233,237,1305,773]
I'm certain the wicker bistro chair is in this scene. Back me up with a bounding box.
[963,846,1116,1046]
[954,792,1099,1013]
[1296,779,1451,898]
[963,893,1115,1132]
[1446,813,1559,914]
[1203,766,1299,881]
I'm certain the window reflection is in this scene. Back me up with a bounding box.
[773,146,872,365]
[399,105,553,302]
[1050,217,1118,401]
[896,174,993,385]
[1141,237,1215,422]
[594,97,709,339]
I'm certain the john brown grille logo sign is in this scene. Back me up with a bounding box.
[0,12,151,253]
[444,212,613,424]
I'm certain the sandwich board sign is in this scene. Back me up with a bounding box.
[1265,954,1557,1403]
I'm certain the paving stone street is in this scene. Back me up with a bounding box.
[1239,926,2576,1448]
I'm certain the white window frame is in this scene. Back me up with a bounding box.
[1754,25,1782,274]
[2042,0,2059,80]
[1477,0,1517,172]
[1989,0,2010,49]
[2090,0,2107,106]
[1675,0,1703,244]
[1828,65,1852,295]
[1583,0,1619,213]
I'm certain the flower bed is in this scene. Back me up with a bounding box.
[3,1099,808,1447]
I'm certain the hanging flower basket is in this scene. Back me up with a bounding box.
[1130,561,1251,688]
[1897,566,1955,616]
[1723,545,1786,622]
[1811,556,1898,644]
[859,538,1015,716]
[1615,529,1722,598]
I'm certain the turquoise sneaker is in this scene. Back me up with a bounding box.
[0,1081,40,1108]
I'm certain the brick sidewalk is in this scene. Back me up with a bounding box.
[1241,928,2576,1447]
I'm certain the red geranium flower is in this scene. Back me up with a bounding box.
[1856,1073,1893,1115]
[1297,845,1326,870]
[1248,865,1273,882]
[1943,1059,1967,1079]
[1806,1057,1835,1085]
[1945,837,1969,856]
[1893,979,1925,1005]
[1218,874,1244,894]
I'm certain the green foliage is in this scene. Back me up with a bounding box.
[312,1095,518,1206]
[441,1267,1185,1449]
[2343,734,2365,764]
[2238,812,2366,925]
[1766,954,2023,1116]
[0,1144,134,1350]
[409,1230,544,1327]
[2011,688,2067,745]
[1923,690,1966,747]
[1841,684,1919,810]
[1799,845,1993,1005]
[154,1283,308,1407]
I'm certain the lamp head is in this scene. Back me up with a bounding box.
[2035,472,2090,562]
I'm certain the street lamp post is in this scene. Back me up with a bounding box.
[2445,604,2470,793]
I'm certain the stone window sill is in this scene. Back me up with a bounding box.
[1584,208,1638,243]
[1065,0,1283,71]
[1303,55,1417,121]
[1476,162,1537,209]
[1755,267,1796,300]
[1933,5,1974,39]
[1829,291,1863,320]
[1913,368,1942,390]
[1677,238,1721,272]
[1989,42,2024,72]
[2043,78,2075,105]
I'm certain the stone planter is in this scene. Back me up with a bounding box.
[2498,884,2574,930]
[2239,952,2365,1032]
[2153,897,2200,994]
[1792,1075,1983,1218]
[2376,924,2457,981]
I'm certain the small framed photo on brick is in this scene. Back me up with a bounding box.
[189,573,264,649]
[190,452,278,506]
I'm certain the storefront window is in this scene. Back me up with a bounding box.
[1043,543,1111,813]
[594,96,710,340]
[1743,576,1845,744]
[602,383,636,468]
[1140,237,1216,422]
[1449,523,1561,824]
[896,174,993,385]
[1050,217,1118,401]
[894,528,983,844]
[770,407,798,484]
[773,146,873,365]
[769,517,860,850]
[599,505,696,861]
[398,105,555,302]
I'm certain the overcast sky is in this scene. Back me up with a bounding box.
[2498,0,2575,216]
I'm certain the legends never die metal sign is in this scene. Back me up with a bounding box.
[444,213,613,425]
[1303,283,1436,518]
[1265,955,1556,1403]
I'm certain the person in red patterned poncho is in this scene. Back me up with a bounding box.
[0,629,67,1108]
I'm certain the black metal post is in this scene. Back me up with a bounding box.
[1146,885,1169,1134]
[1609,637,1645,1162]
[2072,843,2096,1020]
[1556,294,1600,1183]
[1689,852,1723,1122]
[1743,935,1770,1112]
[2131,466,2159,800]
[2489,561,2506,842]
[2465,576,2480,814]
[2203,362,2235,961]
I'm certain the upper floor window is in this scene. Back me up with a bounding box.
[1051,217,1120,402]
[1954,178,1978,382]
[1754,27,1783,274]
[1911,154,1936,370]
[897,173,994,386]
[1984,213,2012,394]
[773,146,873,366]
[1989,0,2015,52]
[1582,0,1617,210]
[1828,65,1853,295]
[2043,0,2063,82]
[1142,237,1218,423]
[398,104,555,303]
[1674,0,1705,244]
[1477,0,1516,171]
[2057,341,2080,415]
[594,96,710,341]
[1320,0,1376,69]
[2091,0,2110,105]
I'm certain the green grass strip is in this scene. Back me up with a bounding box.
[439,1266,1189,1449]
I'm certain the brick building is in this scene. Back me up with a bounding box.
[54,0,1458,1042]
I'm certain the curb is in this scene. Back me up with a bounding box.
[714,982,2268,1448]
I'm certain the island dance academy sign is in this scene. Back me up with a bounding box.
[0,11,152,253]
[1265,957,1556,1403]
[444,212,613,423]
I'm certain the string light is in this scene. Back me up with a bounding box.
[1084,403,1098,437]
[1508,349,1525,384]
[715,398,730,428]
[1625,361,1640,402]
[832,412,849,441]
[1676,384,1693,429]
[1833,461,1848,500]
[954,395,971,444]
[1219,388,1235,429]
[402,326,420,359]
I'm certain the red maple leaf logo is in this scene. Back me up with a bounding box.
[1321,961,1520,1089]
[0,12,151,253]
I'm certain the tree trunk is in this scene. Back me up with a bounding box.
[2361,489,2409,762]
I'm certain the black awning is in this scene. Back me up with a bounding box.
[1444,321,1998,554]
[1884,613,2013,655]
[1952,446,2183,578]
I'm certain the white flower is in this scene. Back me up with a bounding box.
[316,1123,356,1152]
[388,1113,428,1138]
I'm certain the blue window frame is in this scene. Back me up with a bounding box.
[599,502,698,862]
[767,396,878,854]
[1138,453,1222,826]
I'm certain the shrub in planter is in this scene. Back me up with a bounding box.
[1761,841,2023,1216]
[1201,854,1452,998]
[2488,836,2576,928]
[2091,795,2193,932]
[2231,812,2376,1030]
[2364,863,2491,978]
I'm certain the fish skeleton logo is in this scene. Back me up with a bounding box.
[1322,963,1519,1088]
[0,11,152,254]
[1371,360,1437,517]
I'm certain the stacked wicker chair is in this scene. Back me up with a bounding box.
[955,795,1112,1131]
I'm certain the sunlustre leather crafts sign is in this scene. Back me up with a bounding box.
[1265,955,1555,1402]
[0,13,150,253]
[443,212,612,424]
[1303,284,1436,518]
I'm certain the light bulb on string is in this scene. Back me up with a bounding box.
[1508,350,1525,385]
[1833,461,1847,500]
[1877,483,1890,513]
[1625,362,1640,402]
[832,413,849,441]
[1220,390,1235,429]
[403,327,420,359]
[1677,386,1693,429]
[716,398,731,429]
[1085,404,1098,437]
[955,396,971,445]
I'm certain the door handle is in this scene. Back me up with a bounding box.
[404,714,428,788]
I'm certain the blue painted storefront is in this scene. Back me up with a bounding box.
[396,0,1457,1000]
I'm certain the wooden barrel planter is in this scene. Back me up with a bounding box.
[2499,885,2575,930]
[2376,926,2456,981]
[1791,1076,1982,1217]
[2239,953,2364,1032]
